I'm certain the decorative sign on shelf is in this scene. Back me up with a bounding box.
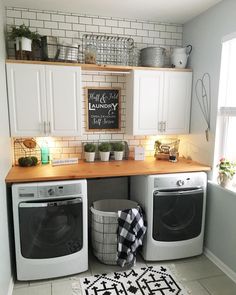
[85,87,121,131]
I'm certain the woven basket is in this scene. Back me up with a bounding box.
[90,199,138,265]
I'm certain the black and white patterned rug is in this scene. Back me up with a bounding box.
[80,266,187,295]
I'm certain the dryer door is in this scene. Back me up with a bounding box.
[18,197,83,259]
[153,188,204,241]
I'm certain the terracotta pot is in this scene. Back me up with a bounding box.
[217,173,231,188]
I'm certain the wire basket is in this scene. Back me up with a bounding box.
[14,138,41,165]
[91,199,139,265]
[82,34,135,66]
[154,138,180,160]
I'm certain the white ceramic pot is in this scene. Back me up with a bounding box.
[114,151,124,161]
[84,152,95,162]
[99,151,110,162]
[16,37,32,52]
[171,45,192,69]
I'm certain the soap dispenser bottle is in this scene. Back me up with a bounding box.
[41,141,50,164]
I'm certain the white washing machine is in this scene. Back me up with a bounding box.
[130,172,207,261]
[12,179,88,280]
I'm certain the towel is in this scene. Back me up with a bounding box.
[117,206,146,267]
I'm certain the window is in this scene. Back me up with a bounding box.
[214,34,236,183]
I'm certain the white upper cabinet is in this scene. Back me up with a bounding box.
[45,66,82,136]
[6,63,82,137]
[6,63,47,136]
[126,69,192,135]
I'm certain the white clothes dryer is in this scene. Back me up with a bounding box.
[12,179,88,280]
[130,172,207,261]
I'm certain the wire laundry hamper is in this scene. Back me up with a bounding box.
[90,199,138,265]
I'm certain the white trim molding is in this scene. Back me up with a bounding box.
[204,248,236,283]
[7,277,14,295]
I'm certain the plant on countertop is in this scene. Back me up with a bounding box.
[98,142,111,152]
[112,142,124,152]
[84,143,96,153]
[9,24,41,41]
[217,157,236,180]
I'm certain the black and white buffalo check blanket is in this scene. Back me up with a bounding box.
[117,207,146,267]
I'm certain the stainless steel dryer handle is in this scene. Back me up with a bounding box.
[153,187,203,197]
[19,197,82,208]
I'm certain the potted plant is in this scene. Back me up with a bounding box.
[84,143,96,162]
[217,157,236,187]
[112,142,124,161]
[9,24,40,52]
[98,142,111,162]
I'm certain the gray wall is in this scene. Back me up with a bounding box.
[0,0,12,294]
[183,0,236,275]
[183,0,236,166]
[205,182,236,273]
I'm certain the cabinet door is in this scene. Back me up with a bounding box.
[45,66,82,136]
[6,63,47,136]
[162,71,192,134]
[133,70,163,135]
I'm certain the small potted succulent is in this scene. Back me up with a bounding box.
[9,24,40,52]
[112,142,124,161]
[98,142,111,162]
[84,143,96,162]
[217,157,236,187]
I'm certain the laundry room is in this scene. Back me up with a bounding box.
[1,0,236,295]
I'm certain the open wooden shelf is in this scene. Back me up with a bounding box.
[6,59,192,73]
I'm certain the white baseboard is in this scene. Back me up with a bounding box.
[7,277,14,295]
[204,248,236,283]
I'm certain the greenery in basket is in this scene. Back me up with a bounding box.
[217,157,236,179]
[98,142,111,152]
[112,142,124,152]
[9,24,41,41]
[84,143,96,153]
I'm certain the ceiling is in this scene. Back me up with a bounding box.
[4,0,222,24]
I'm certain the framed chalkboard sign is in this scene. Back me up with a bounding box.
[85,87,121,131]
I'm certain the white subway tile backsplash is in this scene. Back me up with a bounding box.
[6,17,14,25]
[15,18,29,26]
[149,30,160,38]
[37,28,52,35]
[72,23,86,31]
[124,28,136,36]
[143,23,154,30]
[44,21,58,29]
[79,16,92,25]
[99,26,112,34]
[22,11,36,19]
[52,14,65,22]
[51,29,65,37]
[142,37,154,44]
[6,9,21,18]
[118,20,130,28]
[172,32,182,40]
[137,29,148,37]
[160,31,171,39]
[155,24,166,31]
[105,19,118,27]
[37,12,51,21]
[131,22,143,29]
[93,18,105,26]
[86,24,99,33]
[166,25,177,33]
[65,15,79,23]
[30,19,44,28]
[59,22,72,30]
[111,27,124,35]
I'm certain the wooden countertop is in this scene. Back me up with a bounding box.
[5,157,211,184]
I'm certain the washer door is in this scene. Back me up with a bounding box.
[18,198,83,259]
[152,188,204,241]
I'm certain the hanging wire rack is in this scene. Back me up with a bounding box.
[14,138,41,165]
